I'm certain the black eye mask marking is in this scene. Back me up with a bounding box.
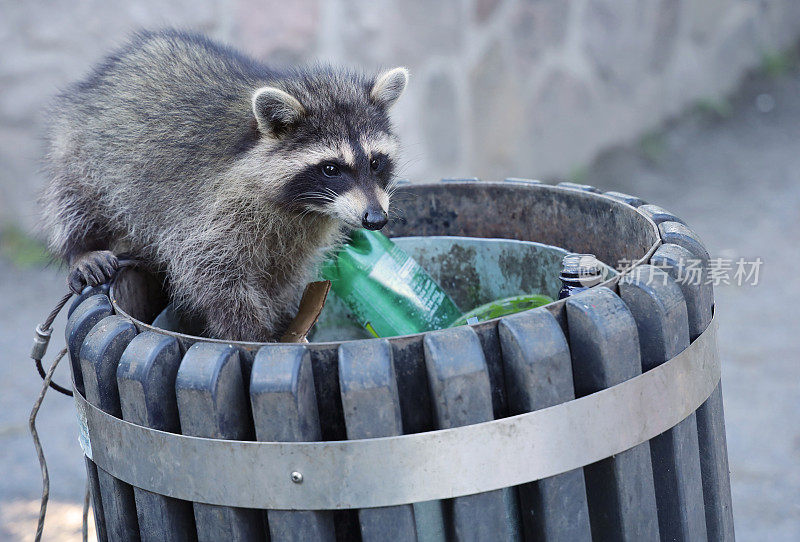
[279,162,355,210]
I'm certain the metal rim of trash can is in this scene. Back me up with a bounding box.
[105,180,663,352]
[72,313,719,510]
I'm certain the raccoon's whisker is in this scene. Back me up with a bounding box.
[393,156,420,178]
[296,192,335,203]
[319,187,339,200]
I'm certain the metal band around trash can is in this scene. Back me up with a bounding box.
[74,315,720,510]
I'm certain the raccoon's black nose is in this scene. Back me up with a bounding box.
[362,209,388,230]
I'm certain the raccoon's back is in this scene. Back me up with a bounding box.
[48,30,271,194]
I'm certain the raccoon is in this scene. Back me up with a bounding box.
[41,29,408,341]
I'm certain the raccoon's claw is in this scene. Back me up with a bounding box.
[68,250,120,294]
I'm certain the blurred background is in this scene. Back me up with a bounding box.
[1,0,799,540]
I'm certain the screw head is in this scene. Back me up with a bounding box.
[290,471,303,484]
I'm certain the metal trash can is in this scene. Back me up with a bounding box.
[66,179,734,541]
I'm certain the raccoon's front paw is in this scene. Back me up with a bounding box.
[68,250,120,294]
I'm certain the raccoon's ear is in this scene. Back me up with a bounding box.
[252,87,305,137]
[370,67,409,109]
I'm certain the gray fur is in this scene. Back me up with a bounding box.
[41,29,407,341]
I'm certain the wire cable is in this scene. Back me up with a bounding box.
[29,346,68,542]
[30,258,140,396]
[82,478,90,542]
[28,257,140,538]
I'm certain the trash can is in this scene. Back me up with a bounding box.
[66,179,734,541]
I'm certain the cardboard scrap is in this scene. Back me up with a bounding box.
[279,280,331,343]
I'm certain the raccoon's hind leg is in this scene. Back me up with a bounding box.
[68,250,120,294]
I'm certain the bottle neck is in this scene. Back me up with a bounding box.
[559,273,602,287]
[559,253,603,288]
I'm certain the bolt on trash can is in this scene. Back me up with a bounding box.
[66,179,734,542]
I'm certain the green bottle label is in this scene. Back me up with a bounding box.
[365,244,454,330]
[321,230,462,338]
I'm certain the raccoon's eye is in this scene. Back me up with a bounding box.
[369,156,384,172]
[321,164,340,177]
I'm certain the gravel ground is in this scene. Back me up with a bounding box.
[2,68,799,540]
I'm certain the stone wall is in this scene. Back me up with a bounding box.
[2,0,800,232]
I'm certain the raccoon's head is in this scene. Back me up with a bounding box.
[249,67,409,231]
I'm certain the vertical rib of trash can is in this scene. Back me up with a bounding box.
[338,339,418,542]
[249,344,336,542]
[84,462,107,542]
[67,295,112,398]
[498,308,592,542]
[67,285,110,318]
[695,383,734,542]
[117,332,198,541]
[556,181,601,193]
[305,346,363,539]
[619,265,708,541]
[176,343,266,542]
[651,242,735,541]
[66,294,116,542]
[423,326,521,542]
[390,338,447,542]
[650,244,713,341]
[658,222,711,263]
[604,191,647,207]
[80,315,141,541]
[637,204,686,226]
[67,295,110,542]
[565,287,660,541]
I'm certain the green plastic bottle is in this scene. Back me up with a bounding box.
[448,293,554,327]
[320,230,463,338]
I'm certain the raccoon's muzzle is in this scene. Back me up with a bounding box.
[362,207,388,230]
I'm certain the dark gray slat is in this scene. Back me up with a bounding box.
[695,385,735,542]
[304,347,361,540]
[556,181,602,193]
[176,343,266,542]
[423,326,521,542]
[387,338,446,542]
[305,347,347,441]
[68,284,110,318]
[650,244,713,341]
[250,345,335,542]
[80,315,141,541]
[619,266,708,542]
[390,338,434,435]
[604,191,647,207]
[649,247,734,540]
[498,308,592,542]
[66,292,114,536]
[441,177,480,182]
[503,177,542,185]
[338,339,418,542]
[473,325,510,418]
[66,294,113,395]
[565,287,660,541]
[85,457,109,542]
[117,332,198,542]
[658,221,711,263]
[637,204,686,227]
